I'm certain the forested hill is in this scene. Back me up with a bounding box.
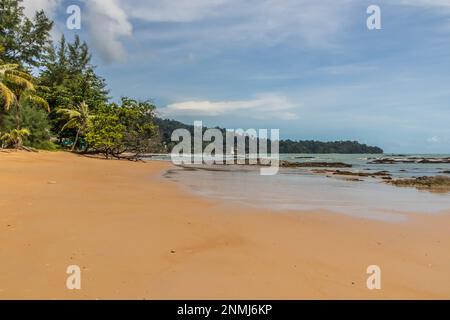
[155,118,384,154]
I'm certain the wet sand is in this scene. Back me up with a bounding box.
[1,151,450,299]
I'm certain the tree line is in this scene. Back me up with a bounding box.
[156,118,384,154]
[0,0,158,159]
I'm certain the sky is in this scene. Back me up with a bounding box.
[21,0,450,153]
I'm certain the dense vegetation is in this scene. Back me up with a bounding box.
[0,0,383,156]
[0,0,158,158]
[279,139,383,154]
[155,118,384,154]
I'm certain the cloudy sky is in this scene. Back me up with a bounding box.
[22,0,450,153]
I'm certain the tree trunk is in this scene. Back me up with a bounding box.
[71,129,80,152]
[15,108,21,130]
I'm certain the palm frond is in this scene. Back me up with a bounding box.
[57,108,82,118]
[1,128,30,148]
[0,82,17,111]
[4,73,35,90]
[6,69,34,81]
[0,64,19,75]
[58,102,92,135]
[60,118,78,132]
[26,94,50,112]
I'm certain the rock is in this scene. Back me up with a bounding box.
[47,181,57,184]
[441,171,450,174]
[333,170,370,177]
[345,178,363,182]
[280,161,352,168]
[387,176,450,192]
[170,250,176,254]
[313,169,391,179]
[369,158,413,164]
[372,171,391,176]
[369,157,450,165]
[418,159,450,164]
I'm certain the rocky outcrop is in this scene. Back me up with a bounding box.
[387,176,450,192]
[280,161,352,168]
[312,169,391,178]
[369,157,450,164]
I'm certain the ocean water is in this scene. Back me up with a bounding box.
[279,154,450,178]
[148,154,450,221]
[147,153,450,177]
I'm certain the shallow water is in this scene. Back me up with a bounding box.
[148,153,450,178]
[161,159,450,222]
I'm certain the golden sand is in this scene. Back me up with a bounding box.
[1,151,450,299]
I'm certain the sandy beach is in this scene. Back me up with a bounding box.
[1,151,450,299]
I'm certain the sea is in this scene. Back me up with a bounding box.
[145,154,450,222]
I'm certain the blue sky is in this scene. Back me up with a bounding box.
[23,0,450,153]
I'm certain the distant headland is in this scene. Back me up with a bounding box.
[155,118,384,154]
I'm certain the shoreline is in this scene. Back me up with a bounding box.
[1,151,450,299]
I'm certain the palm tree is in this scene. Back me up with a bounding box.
[57,102,92,151]
[0,63,34,111]
[0,63,50,129]
[1,128,30,149]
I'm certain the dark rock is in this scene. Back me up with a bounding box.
[387,176,450,192]
[418,159,450,164]
[280,161,352,168]
[369,158,396,164]
[369,158,415,164]
[372,171,391,176]
[370,157,450,165]
[333,170,370,177]
[345,178,363,182]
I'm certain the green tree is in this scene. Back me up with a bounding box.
[1,62,49,131]
[57,102,93,151]
[85,99,159,159]
[2,102,52,149]
[40,35,108,112]
[85,105,125,159]
[1,127,29,148]
[0,0,53,67]
[0,62,33,111]
[40,35,109,143]
[115,98,158,156]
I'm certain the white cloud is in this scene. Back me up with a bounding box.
[20,0,450,63]
[20,0,132,62]
[74,0,358,61]
[397,0,450,9]
[427,136,440,143]
[163,93,299,120]
[21,0,60,18]
[119,0,227,22]
[83,0,133,63]
[122,0,356,49]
